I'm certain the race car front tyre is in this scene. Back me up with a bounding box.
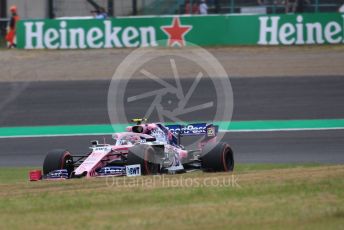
[201,142,234,172]
[127,145,160,175]
[43,149,74,176]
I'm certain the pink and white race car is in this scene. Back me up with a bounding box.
[42,119,234,179]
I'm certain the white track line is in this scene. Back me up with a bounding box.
[220,127,344,132]
[0,133,113,139]
[0,127,344,139]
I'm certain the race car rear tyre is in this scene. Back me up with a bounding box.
[127,145,160,175]
[43,149,74,176]
[201,142,234,172]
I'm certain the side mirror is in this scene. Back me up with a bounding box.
[91,140,99,146]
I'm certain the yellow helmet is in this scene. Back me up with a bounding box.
[131,118,147,125]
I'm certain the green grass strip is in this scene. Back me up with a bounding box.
[0,119,343,137]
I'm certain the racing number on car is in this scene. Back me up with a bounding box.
[207,127,215,137]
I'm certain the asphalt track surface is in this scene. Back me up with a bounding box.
[1,130,343,167]
[1,76,344,126]
[0,76,344,166]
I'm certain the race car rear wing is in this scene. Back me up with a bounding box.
[166,123,218,138]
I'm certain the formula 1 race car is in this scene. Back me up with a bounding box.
[42,119,234,179]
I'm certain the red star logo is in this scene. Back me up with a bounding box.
[161,17,192,47]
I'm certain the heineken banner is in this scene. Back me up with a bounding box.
[17,13,344,49]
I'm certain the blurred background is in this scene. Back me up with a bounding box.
[0,0,342,18]
[0,0,342,47]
